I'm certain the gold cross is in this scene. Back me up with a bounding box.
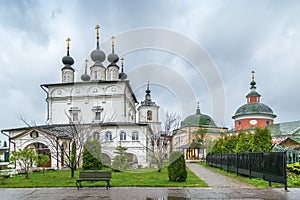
[251,70,255,81]
[66,37,71,49]
[121,57,124,67]
[111,35,115,46]
[95,24,100,40]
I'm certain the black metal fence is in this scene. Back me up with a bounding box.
[206,152,287,190]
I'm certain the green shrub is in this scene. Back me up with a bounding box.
[82,139,102,170]
[287,162,300,174]
[167,151,187,182]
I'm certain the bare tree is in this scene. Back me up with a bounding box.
[34,121,89,178]
[145,112,181,172]
[162,112,181,135]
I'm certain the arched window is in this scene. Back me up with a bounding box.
[120,131,126,141]
[147,110,152,120]
[105,131,112,141]
[132,131,139,141]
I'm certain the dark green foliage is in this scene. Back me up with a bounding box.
[167,151,187,182]
[223,135,238,153]
[82,139,102,170]
[70,141,76,177]
[209,127,272,155]
[235,132,253,152]
[251,127,272,152]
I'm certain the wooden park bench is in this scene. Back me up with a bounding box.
[76,171,112,190]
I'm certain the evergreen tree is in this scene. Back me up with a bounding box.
[112,146,129,170]
[223,135,238,153]
[235,132,253,152]
[82,139,102,170]
[251,127,272,152]
[167,151,187,182]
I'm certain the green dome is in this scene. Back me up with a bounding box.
[233,103,276,119]
[181,108,217,128]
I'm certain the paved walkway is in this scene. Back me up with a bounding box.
[186,162,254,188]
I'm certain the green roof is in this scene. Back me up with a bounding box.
[269,120,300,136]
[246,91,261,98]
[181,108,217,128]
[233,103,276,118]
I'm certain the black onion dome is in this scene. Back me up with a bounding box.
[81,74,90,81]
[62,55,74,65]
[90,49,105,62]
[107,53,119,63]
[119,72,127,80]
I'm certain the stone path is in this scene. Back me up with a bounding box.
[186,162,254,188]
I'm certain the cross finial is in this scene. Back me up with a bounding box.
[84,59,88,73]
[66,37,71,49]
[111,35,115,46]
[95,25,100,40]
[120,57,124,72]
[66,37,71,56]
[251,70,255,81]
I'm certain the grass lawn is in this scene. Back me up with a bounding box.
[198,162,300,188]
[0,167,208,188]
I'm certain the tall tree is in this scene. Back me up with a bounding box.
[252,127,272,152]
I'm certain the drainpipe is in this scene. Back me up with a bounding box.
[40,85,50,123]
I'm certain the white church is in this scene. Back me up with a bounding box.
[1,25,162,169]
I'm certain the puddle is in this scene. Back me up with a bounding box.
[146,196,190,200]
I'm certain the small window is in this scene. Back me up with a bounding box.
[266,120,270,125]
[120,131,126,141]
[73,113,79,122]
[93,132,100,140]
[30,131,39,138]
[105,131,112,141]
[132,132,139,141]
[95,112,101,121]
[147,110,152,120]
[238,121,242,126]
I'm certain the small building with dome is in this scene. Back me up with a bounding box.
[232,71,276,131]
[172,103,227,160]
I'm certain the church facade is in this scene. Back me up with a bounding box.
[2,26,161,169]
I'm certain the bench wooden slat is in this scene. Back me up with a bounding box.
[76,171,112,190]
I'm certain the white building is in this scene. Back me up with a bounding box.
[2,26,161,169]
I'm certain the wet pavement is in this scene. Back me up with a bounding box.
[1,163,299,199]
[0,187,299,200]
[186,163,254,188]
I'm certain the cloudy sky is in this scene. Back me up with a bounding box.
[1,0,299,141]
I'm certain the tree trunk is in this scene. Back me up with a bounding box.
[71,168,75,178]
